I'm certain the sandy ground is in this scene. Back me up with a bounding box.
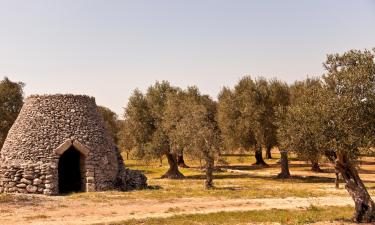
[0,195,354,225]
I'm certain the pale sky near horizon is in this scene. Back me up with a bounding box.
[1,0,374,116]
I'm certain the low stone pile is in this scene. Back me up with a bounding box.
[0,163,57,195]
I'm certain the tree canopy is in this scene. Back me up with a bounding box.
[98,106,120,144]
[218,76,289,166]
[277,78,327,172]
[0,77,24,149]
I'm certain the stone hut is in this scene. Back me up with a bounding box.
[0,94,146,195]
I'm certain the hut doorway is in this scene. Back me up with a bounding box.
[58,146,85,194]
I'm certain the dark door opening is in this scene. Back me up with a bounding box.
[58,146,83,194]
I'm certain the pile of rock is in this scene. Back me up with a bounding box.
[0,163,56,195]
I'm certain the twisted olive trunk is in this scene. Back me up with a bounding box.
[177,153,190,168]
[161,153,185,179]
[311,161,323,173]
[277,149,290,179]
[204,152,214,189]
[324,150,340,188]
[336,153,375,223]
[335,171,340,189]
[254,145,269,167]
[266,146,272,159]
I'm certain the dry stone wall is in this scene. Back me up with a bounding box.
[0,94,147,195]
[0,163,57,194]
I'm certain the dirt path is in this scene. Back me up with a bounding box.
[0,195,353,225]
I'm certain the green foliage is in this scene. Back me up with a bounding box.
[278,49,375,163]
[0,77,24,148]
[164,86,221,159]
[217,87,240,151]
[218,76,289,151]
[218,77,257,150]
[277,78,327,162]
[97,106,120,144]
[117,119,136,156]
[122,81,221,183]
[322,49,375,159]
[123,88,159,160]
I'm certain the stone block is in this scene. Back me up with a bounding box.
[23,174,34,179]
[17,188,28,194]
[33,178,42,185]
[86,177,95,183]
[26,185,38,193]
[20,178,32,185]
[16,183,27,188]
[43,188,52,195]
[86,172,94,177]
[8,187,17,192]
[86,183,96,192]
[7,182,16,188]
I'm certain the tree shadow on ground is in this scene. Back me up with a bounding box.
[357,168,375,174]
[184,172,375,184]
[358,160,375,166]
[217,163,313,172]
[146,185,163,190]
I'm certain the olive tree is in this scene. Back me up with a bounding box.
[0,77,24,149]
[267,79,291,178]
[279,78,327,172]
[122,82,185,179]
[277,78,328,177]
[218,76,289,167]
[217,87,240,153]
[218,77,258,164]
[282,49,375,222]
[322,49,375,222]
[117,119,135,160]
[258,78,290,161]
[164,87,221,188]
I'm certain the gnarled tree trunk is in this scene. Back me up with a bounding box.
[336,153,375,223]
[204,152,214,189]
[324,150,340,188]
[277,149,290,179]
[177,153,190,168]
[266,146,272,159]
[161,153,185,179]
[253,145,269,167]
[159,157,163,167]
[311,161,323,173]
[335,171,340,189]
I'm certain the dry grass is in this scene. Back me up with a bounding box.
[105,205,354,225]
[2,152,375,225]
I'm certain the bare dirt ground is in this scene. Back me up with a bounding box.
[0,195,353,225]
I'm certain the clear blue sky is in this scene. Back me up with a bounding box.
[1,0,374,116]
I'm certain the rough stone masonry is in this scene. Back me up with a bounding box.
[0,94,147,195]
